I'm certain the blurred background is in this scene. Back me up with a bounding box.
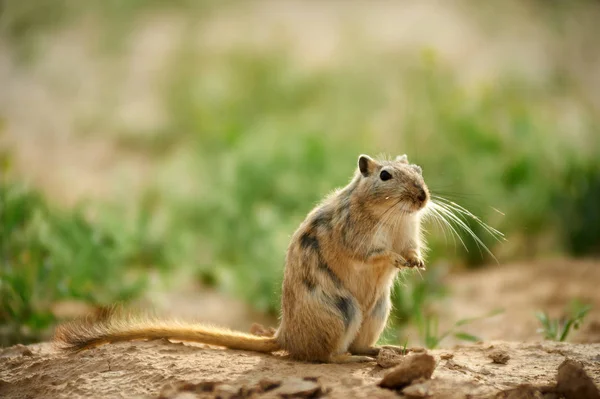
[1,0,599,349]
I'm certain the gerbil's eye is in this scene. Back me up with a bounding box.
[379,170,392,181]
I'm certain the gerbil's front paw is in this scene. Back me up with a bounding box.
[405,254,425,269]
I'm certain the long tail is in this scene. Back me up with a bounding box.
[53,307,280,353]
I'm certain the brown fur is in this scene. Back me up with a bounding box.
[53,154,429,363]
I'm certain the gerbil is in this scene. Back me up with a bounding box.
[54,153,430,363]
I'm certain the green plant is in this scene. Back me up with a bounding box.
[535,301,592,342]
[401,337,408,355]
[390,266,449,330]
[0,181,157,345]
[420,309,504,349]
[556,155,600,256]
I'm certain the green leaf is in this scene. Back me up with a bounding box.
[535,311,550,328]
[455,308,504,327]
[454,332,481,342]
[559,319,574,342]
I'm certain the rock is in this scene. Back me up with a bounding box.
[258,378,281,391]
[242,386,263,398]
[444,359,470,372]
[272,377,323,398]
[556,359,600,399]
[377,347,404,368]
[410,346,427,353]
[182,381,221,393]
[158,380,222,397]
[402,380,431,398]
[379,353,436,389]
[489,349,510,364]
[495,384,543,399]
[440,352,454,360]
[214,384,240,398]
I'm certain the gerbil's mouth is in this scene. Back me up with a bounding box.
[401,198,428,213]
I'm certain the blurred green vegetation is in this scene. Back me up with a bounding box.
[536,300,592,342]
[1,1,599,347]
[0,180,153,345]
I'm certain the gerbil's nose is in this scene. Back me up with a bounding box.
[417,189,427,202]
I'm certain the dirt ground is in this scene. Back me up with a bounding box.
[437,258,600,346]
[1,339,599,399]
[3,259,599,399]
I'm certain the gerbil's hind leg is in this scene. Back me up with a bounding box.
[329,353,375,363]
[349,346,381,356]
[349,293,391,357]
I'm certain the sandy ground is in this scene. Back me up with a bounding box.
[1,339,599,399]
[2,259,600,399]
[437,258,600,346]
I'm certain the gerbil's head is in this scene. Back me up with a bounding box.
[355,154,429,213]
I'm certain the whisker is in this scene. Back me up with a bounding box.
[430,199,500,263]
[422,205,451,247]
[490,206,505,216]
[432,196,505,241]
[427,202,469,252]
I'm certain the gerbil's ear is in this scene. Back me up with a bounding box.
[358,154,377,177]
[395,154,409,164]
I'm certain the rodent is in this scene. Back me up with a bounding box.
[54,153,430,363]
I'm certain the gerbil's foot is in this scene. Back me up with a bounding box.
[250,323,276,337]
[404,254,425,269]
[351,345,412,357]
[329,354,376,364]
[350,346,381,357]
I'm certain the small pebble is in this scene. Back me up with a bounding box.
[488,349,510,364]
[214,384,239,398]
[273,377,323,398]
[379,353,436,389]
[410,346,427,353]
[557,359,600,399]
[377,348,404,369]
[402,380,431,398]
[258,378,281,391]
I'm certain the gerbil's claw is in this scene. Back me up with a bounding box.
[406,256,425,269]
[392,254,425,270]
